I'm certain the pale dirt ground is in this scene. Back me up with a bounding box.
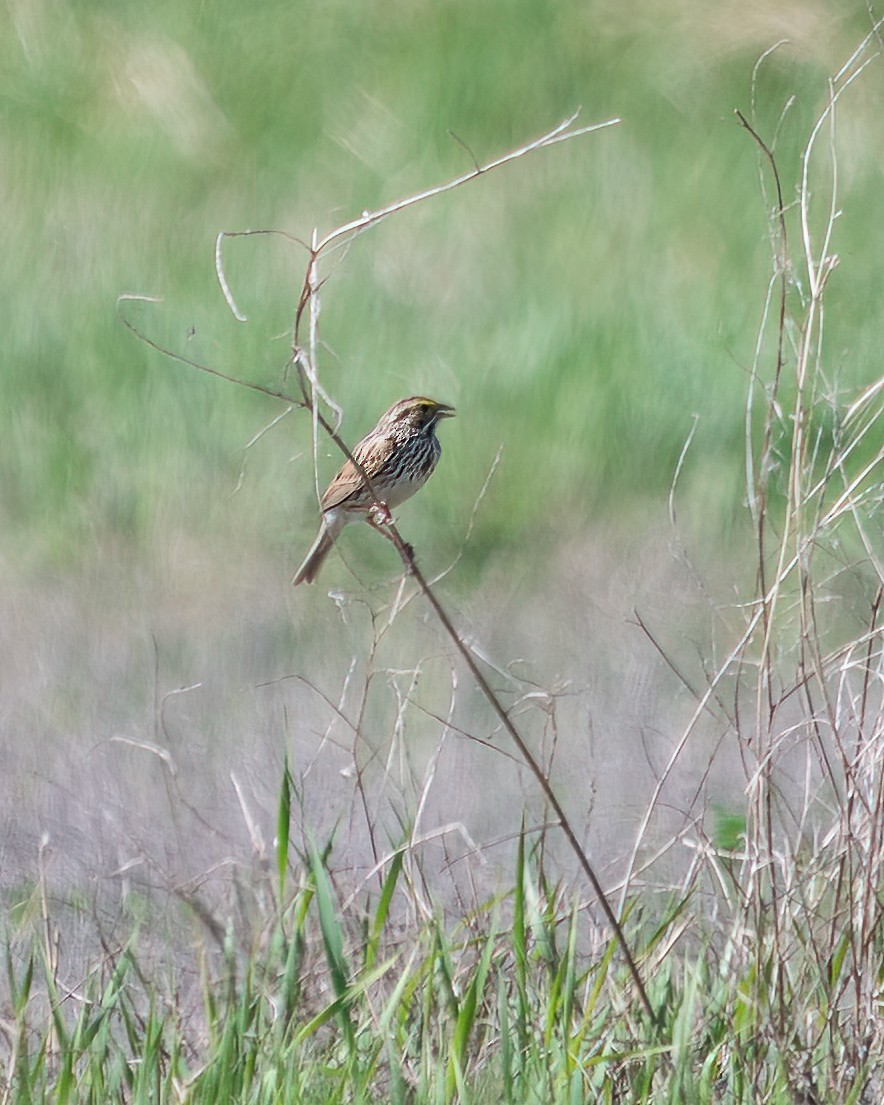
[1,521,746,910]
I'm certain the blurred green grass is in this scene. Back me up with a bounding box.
[1,0,881,577]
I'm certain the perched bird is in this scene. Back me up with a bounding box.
[292,395,455,586]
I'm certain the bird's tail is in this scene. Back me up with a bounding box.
[292,525,335,586]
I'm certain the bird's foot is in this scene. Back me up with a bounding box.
[369,501,394,527]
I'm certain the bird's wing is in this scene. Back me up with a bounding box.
[320,460,364,511]
[320,435,382,511]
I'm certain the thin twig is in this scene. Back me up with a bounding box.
[311,113,620,259]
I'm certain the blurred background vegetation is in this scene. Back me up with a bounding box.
[0,0,882,901]
[2,0,881,581]
[1,7,882,1094]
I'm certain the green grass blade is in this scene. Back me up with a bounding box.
[308,843,355,1052]
[277,755,293,901]
[364,847,404,971]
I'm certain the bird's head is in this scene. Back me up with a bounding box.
[382,396,456,432]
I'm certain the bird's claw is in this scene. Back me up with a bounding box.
[369,501,394,526]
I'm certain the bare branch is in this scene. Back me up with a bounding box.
[313,112,620,258]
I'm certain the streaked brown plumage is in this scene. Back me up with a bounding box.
[292,396,455,586]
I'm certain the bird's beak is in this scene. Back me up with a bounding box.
[435,403,456,419]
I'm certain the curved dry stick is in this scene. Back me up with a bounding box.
[122,114,657,1024]
[281,113,654,1022]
